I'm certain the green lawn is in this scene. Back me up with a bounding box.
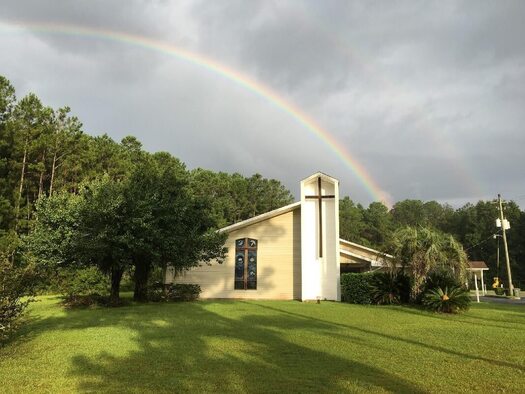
[1,297,524,393]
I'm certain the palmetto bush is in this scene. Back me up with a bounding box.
[423,286,471,313]
[370,272,411,305]
[388,227,468,302]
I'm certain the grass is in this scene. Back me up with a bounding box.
[1,297,524,393]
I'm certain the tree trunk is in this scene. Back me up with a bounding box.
[49,142,58,195]
[110,267,124,304]
[162,263,169,299]
[26,194,30,222]
[15,136,28,228]
[38,150,46,199]
[133,260,150,302]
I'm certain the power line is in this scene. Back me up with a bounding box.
[464,231,501,252]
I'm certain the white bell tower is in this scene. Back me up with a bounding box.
[300,172,340,301]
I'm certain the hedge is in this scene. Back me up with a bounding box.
[340,273,375,304]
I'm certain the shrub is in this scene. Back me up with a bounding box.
[394,272,412,303]
[149,283,201,302]
[0,258,35,341]
[62,294,106,308]
[410,269,463,305]
[424,270,461,293]
[369,273,399,305]
[423,286,471,313]
[370,272,411,305]
[58,266,109,300]
[494,287,505,296]
[341,273,374,304]
[172,284,201,301]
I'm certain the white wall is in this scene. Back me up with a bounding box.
[300,174,340,301]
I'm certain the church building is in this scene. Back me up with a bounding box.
[165,172,390,301]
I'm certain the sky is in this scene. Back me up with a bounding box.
[1,0,524,207]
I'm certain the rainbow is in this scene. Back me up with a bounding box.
[297,6,484,198]
[0,20,391,205]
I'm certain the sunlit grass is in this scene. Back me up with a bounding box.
[1,296,524,393]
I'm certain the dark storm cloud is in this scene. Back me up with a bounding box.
[0,0,160,33]
[1,0,524,207]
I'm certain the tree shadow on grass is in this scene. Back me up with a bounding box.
[381,302,525,331]
[0,296,62,349]
[28,300,426,393]
[251,302,525,374]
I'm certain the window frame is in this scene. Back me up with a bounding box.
[234,238,258,290]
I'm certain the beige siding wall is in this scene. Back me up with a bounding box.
[168,209,302,300]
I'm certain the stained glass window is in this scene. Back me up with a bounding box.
[234,238,257,290]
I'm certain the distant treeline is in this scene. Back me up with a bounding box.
[0,75,293,251]
[1,74,523,283]
[340,198,525,284]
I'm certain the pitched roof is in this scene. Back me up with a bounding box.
[468,261,489,270]
[301,171,339,185]
[219,202,301,233]
[339,238,394,259]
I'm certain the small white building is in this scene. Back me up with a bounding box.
[165,172,389,301]
[467,260,489,297]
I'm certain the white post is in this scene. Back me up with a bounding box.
[474,273,480,303]
[480,270,485,296]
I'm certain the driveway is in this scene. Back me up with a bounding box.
[478,295,525,305]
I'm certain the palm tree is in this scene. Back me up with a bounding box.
[388,226,468,301]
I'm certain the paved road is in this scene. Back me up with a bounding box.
[477,296,525,305]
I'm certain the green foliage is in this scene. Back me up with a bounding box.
[339,196,525,285]
[339,197,367,245]
[423,269,461,295]
[189,169,294,227]
[149,283,202,302]
[344,227,469,308]
[388,226,468,301]
[57,267,109,300]
[390,200,454,230]
[2,73,525,295]
[0,256,35,342]
[370,272,411,305]
[172,284,201,301]
[341,273,374,304]
[28,157,228,303]
[494,287,505,296]
[423,286,471,313]
[341,272,410,306]
[3,298,524,393]
[362,202,394,247]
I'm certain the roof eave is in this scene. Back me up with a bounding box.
[219,201,301,233]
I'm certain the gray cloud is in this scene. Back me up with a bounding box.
[1,0,524,207]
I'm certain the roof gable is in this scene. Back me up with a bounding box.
[219,202,300,233]
[301,171,339,185]
[468,261,489,270]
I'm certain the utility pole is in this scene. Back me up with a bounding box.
[498,194,514,297]
[496,235,500,277]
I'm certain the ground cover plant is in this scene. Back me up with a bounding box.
[1,297,524,393]
[423,286,471,313]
